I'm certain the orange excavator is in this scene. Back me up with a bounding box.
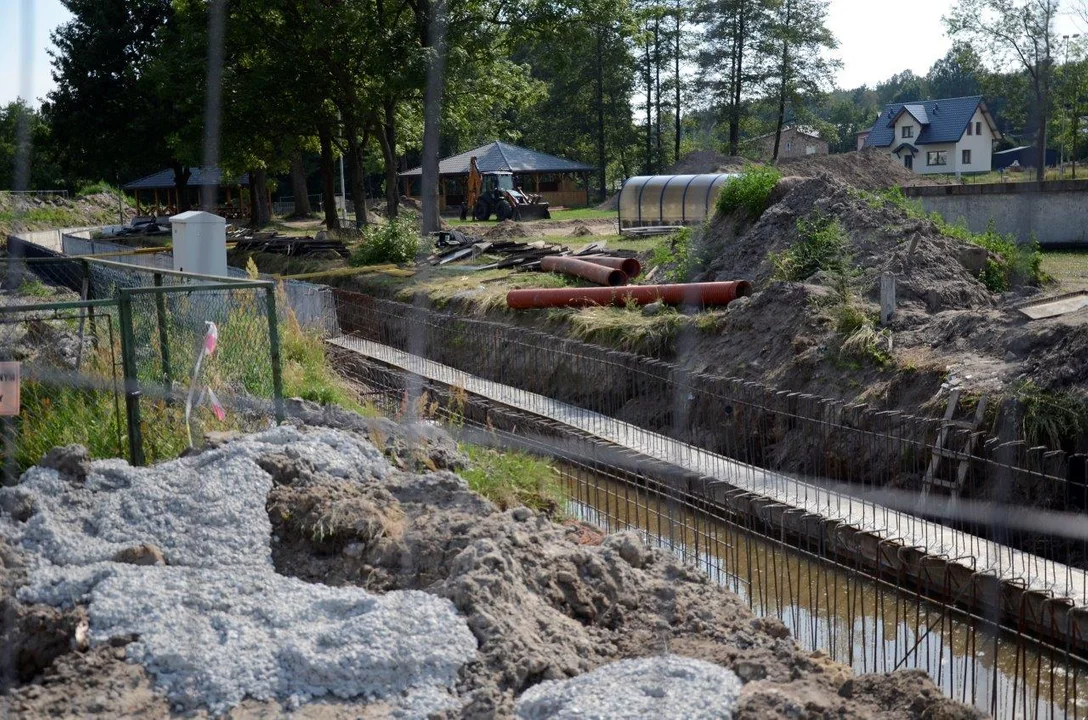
[460,156,551,221]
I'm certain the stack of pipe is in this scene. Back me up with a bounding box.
[539,255,642,287]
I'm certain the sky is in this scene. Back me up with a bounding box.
[0,0,1083,107]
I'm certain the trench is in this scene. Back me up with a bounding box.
[559,464,1088,720]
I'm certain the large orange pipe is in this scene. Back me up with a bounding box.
[540,256,627,286]
[507,281,753,309]
[579,256,642,278]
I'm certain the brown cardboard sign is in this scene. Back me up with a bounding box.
[0,362,20,416]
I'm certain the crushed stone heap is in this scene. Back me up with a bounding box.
[0,427,477,716]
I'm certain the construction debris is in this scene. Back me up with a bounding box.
[231,234,349,258]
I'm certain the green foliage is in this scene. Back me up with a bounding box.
[0,207,82,227]
[76,181,133,205]
[649,227,698,282]
[350,217,421,266]
[18,278,52,298]
[1015,382,1088,450]
[459,445,566,516]
[715,165,782,220]
[770,212,850,282]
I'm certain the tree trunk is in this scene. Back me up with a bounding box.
[1035,75,1047,182]
[420,0,448,235]
[645,29,653,173]
[377,100,399,218]
[318,124,340,230]
[595,27,607,203]
[728,9,745,156]
[170,162,192,213]
[771,1,791,162]
[674,0,682,166]
[249,168,271,226]
[347,131,369,229]
[290,152,311,217]
[654,15,663,167]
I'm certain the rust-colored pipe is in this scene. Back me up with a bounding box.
[579,256,642,278]
[507,281,753,310]
[540,256,627,286]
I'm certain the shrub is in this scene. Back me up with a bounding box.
[459,445,566,515]
[770,212,850,282]
[715,165,782,220]
[649,227,699,282]
[1015,381,1088,450]
[350,216,421,266]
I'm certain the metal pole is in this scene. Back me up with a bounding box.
[117,289,145,466]
[153,273,172,394]
[264,285,286,424]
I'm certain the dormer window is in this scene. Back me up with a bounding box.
[902,126,914,138]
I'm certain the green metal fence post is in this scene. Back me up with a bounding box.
[264,284,286,423]
[117,289,145,466]
[153,273,173,392]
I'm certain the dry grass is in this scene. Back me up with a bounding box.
[401,268,569,312]
[1041,250,1088,290]
[563,305,690,354]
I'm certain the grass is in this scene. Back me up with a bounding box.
[459,444,565,515]
[563,305,688,354]
[649,228,699,283]
[401,267,569,311]
[769,212,850,282]
[445,207,614,227]
[1015,381,1088,450]
[0,207,82,226]
[76,181,134,206]
[18,277,53,297]
[715,165,781,220]
[1041,250,1088,290]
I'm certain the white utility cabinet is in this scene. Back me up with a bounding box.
[170,211,227,277]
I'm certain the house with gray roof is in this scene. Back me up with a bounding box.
[399,141,596,210]
[863,96,1000,175]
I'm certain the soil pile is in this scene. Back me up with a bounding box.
[778,150,948,190]
[2,419,980,718]
[667,150,747,175]
[700,174,993,311]
[484,220,536,240]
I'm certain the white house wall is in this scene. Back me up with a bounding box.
[884,107,995,175]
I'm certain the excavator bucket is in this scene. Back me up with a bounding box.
[516,202,551,221]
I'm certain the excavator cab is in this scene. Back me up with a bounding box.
[460,157,551,222]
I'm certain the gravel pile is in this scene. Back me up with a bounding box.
[515,655,741,719]
[0,427,477,715]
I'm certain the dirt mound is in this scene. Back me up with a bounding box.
[0,192,133,236]
[777,150,947,190]
[569,222,595,237]
[700,174,993,311]
[595,193,618,211]
[484,219,536,240]
[667,150,747,175]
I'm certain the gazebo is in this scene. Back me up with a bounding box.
[123,167,251,218]
[399,141,595,211]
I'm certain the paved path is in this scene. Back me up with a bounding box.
[329,334,1088,610]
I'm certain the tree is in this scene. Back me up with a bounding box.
[927,42,986,99]
[46,0,176,186]
[946,0,1060,180]
[0,102,63,190]
[759,0,839,161]
[695,0,770,155]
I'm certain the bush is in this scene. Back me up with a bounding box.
[649,227,699,282]
[349,216,421,266]
[770,212,850,282]
[715,165,782,220]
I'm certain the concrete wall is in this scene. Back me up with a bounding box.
[902,180,1088,246]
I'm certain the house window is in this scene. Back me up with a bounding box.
[806,145,816,155]
[976,121,982,135]
[902,125,914,138]
[962,149,971,165]
[927,151,948,166]
[967,123,973,136]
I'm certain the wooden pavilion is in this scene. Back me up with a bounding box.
[122,167,253,219]
[399,141,596,211]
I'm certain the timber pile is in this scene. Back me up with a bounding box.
[428,230,634,272]
[231,233,350,258]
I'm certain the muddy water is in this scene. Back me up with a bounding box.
[561,468,1088,720]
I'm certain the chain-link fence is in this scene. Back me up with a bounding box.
[0,256,284,475]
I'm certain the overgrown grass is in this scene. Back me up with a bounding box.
[877,187,1045,292]
[76,181,133,205]
[564,305,687,354]
[715,165,781,220]
[0,207,82,226]
[1041,250,1088,289]
[402,268,569,311]
[350,215,421,266]
[459,444,565,515]
[769,212,850,282]
[1015,381,1088,450]
[649,227,699,282]
[17,277,52,297]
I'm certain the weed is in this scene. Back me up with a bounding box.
[715,165,781,220]
[1014,381,1088,449]
[567,305,685,354]
[770,212,850,282]
[18,277,52,297]
[459,444,565,516]
[76,181,132,205]
[350,216,420,266]
[649,228,699,282]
